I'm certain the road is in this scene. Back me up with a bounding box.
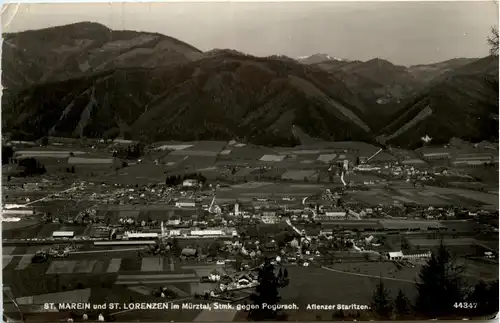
[8,247,143,257]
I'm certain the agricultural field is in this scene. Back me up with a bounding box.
[347,185,499,208]
[219,144,277,160]
[281,170,317,181]
[379,220,445,230]
[280,264,417,309]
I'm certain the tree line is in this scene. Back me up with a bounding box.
[112,142,146,160]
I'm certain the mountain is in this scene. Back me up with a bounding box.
[2,22,497,149]
[379,56,499,148]
[2,51,373,146]
[2,22,203,90]
[408,58,479,83]
[297,53,345,65]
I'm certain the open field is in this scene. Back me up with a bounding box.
[380,220,445,230]
[281,170,316,181]
[408,237,477,247]
[281,264,417,307]
[347,186,499,208]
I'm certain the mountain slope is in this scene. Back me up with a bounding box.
[3,52,372,146]
[408,58,479,83]
[379,56,499,148]
[2,22,203,90]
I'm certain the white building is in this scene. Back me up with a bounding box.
[52,231,75,238]
[190,229,224,237]
[324,211,347,218]
[354,164,381,172]
[2,208,34,215]
[169,230,181,236]
[175,200,196,208]
[261,215,278,224]
[124,232,159,239]
[182,179,199,187]
[387,250,431,261]
[167,219,180,226]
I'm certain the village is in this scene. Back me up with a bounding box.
[2,137,499,322]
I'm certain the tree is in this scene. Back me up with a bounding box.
[208,241,221,258]
[249,260,283,320]
[487,26,499,56]
[414,241,465,318]
[371,279,393,319]
[394,289,410,318]
[171,238,180,257]
[401,237,410,250]
[40,137,49,146]
[2,145,14,165]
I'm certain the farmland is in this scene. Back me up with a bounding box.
[3,137,499,322]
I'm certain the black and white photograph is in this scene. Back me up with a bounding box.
[1,1,499,322]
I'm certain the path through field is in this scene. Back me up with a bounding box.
[320,266,415,283]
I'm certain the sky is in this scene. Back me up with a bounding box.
[2,1,498,66]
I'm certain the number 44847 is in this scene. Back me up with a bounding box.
[454,302,478,309]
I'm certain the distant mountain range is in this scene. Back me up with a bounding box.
[2,22,498,148]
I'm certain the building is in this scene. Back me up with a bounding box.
[322,208,347,218]
[168,229,181,236]
[182,179,199,187]
[354,164,381,172]
[167,219,181,226]
[452,153,495,167]
[52,231,75,238]
[181,248,197,257]
[123,232,158,239]
[175,200,196,208]
[261,215,278,224]
[190,229,224,237]
[387,250,431,261]
[2,208,34,216]
[417,147,453,160]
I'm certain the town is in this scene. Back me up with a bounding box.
[2,136,498,322]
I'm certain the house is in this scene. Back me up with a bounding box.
[167,219,180,226]
[261,215,278,224]
[319,229,333,237]
[262,241,278,253]
[209,269,224,281]
[387,251,404,260]
[182,179,199,187]
[181,248,197,257]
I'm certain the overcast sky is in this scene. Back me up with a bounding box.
[2,1,498,66]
